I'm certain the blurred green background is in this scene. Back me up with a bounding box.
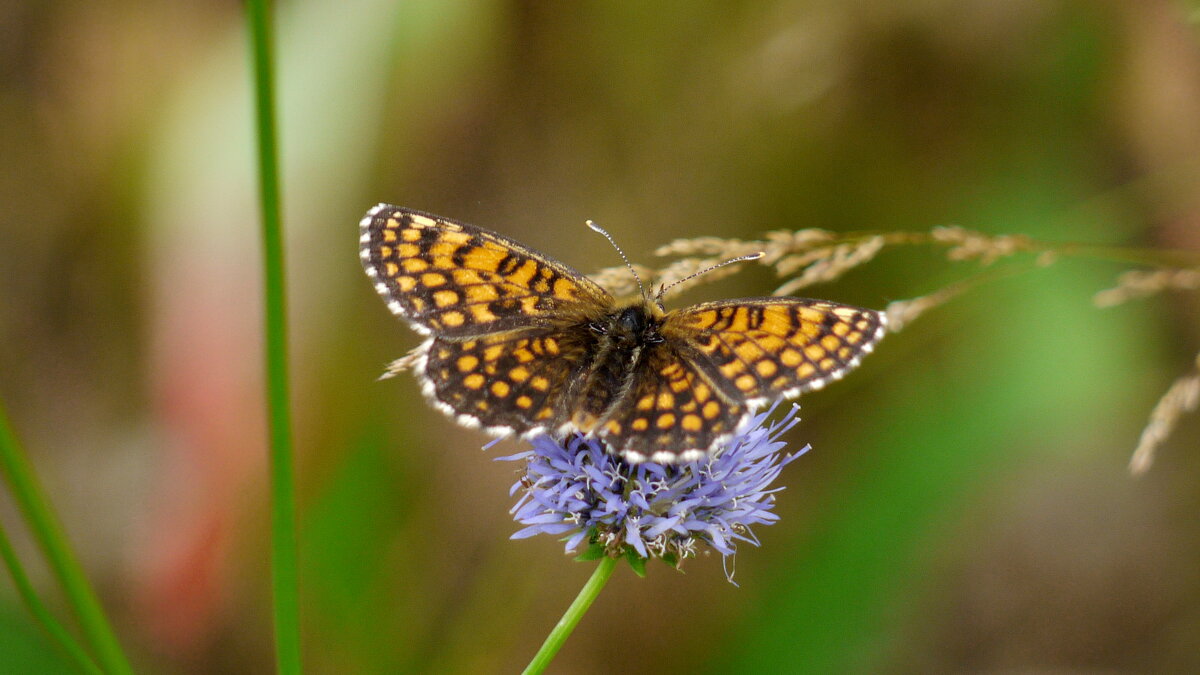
[2,1,1199,672]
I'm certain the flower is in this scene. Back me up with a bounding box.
[498,404,806,582]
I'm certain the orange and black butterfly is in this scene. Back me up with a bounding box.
[360,204,886,463]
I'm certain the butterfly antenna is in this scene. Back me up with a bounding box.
[587,220,648,302]
[655,252,764,304]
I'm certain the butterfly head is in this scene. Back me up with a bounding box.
[589,303,666,349]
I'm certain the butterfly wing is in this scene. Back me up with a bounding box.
[360,205,614,337]
[593,342,748,463]
[417,328,591,436]
[362,205,887,462]
[663,297,886,406]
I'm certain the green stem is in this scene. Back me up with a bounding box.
[246,0,302,672]
[522,557,619,675]
[0,406,132,674]
[1043,240,1200,268]
[0,521,102,675]
[840,230,1200,268]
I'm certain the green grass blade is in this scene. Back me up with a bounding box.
[0,405,133,674]
[0,521,103,675]
[246,0,302,672]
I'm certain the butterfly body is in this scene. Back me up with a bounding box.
[361,204,885,463]
[569,303,662,427]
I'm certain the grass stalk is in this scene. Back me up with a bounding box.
[0,520,103,674]
[0,405,132,674]
[246,0,302,671]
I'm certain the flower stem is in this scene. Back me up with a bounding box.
[0,405,132,674]
[245,0,302,672]
[522,556,618,675]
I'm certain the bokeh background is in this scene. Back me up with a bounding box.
[2,1,1199,672]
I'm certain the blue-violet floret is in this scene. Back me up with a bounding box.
[499,404,806,580]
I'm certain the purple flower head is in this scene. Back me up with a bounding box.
[498,403,807,582]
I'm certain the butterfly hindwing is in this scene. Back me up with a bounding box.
[418,328,585,435]
[593,343,748,463]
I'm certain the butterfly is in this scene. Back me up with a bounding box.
[360,204,886,463]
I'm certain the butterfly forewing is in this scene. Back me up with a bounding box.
[664,298,886,404]
[360,205,614,337]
